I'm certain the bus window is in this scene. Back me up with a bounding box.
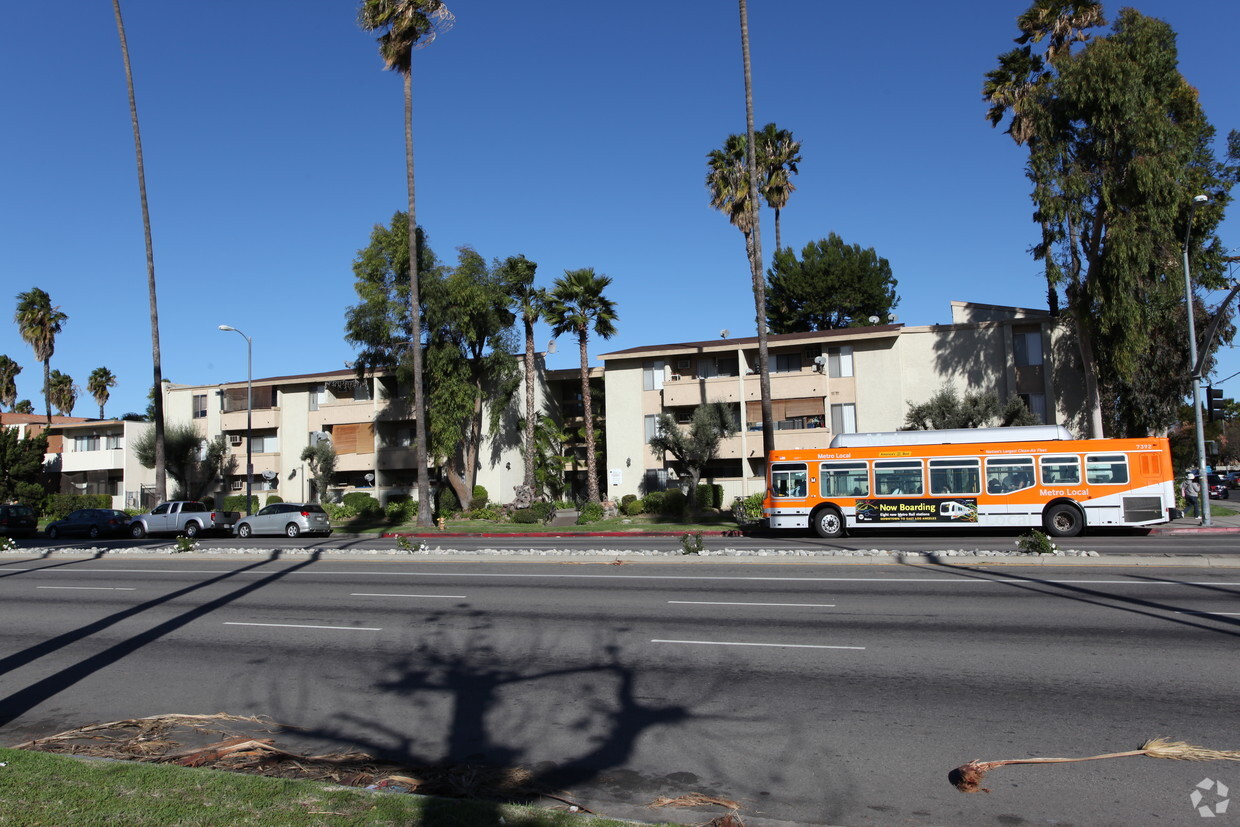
[986,457,1035,494]
[1086,454,1128,485]
[771,463,808,498]
[874,460,923,496]
[820,461,868,497]
[928,458,980,495]
[1040,455,1081,486]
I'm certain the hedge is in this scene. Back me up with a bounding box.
[44,494,112,521]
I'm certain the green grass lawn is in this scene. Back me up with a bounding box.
[340,510,749,536]
[0,748,667,827]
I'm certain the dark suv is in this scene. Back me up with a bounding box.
[0,504,38,538]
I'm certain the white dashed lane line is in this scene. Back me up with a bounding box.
[350,593,467,599]
[224,622,382,631]
[652,639,864,650]
[36,586,136,591]
[668,600,835,608]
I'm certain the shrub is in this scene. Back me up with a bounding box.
[385,497,416,524]
[342,492,380,515]
[711,484,724,509]
[323,501,357,522]
[201,495,214,510]
[44,494,111,521]
[529,500,556,523]
[471,485,489,510]
[576,501,605,524]
[1016,530,1058,554]
[512,508,539,524]
[265,494,283,506]
[621,494,637,508]
[661,488,686,517]
[223,495,259,514]
[623,498,645,516]
[642,491,666,515]
[696,483,713,509]
[471,506,500,521]
[679,531,704,554]
[731,493,764,525]
[436,486,461,516]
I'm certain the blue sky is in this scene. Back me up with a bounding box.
[1,1,1237,419]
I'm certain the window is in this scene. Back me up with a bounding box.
[309,384,325,411]
[820,461,868,497]
[929,458,981,495]
[642,360,665,391]
[251,434,279,453]
[1040,455,1081,486]
[73,435,101,452]
[828,346,854,378]
[353,381,371,401]
[192,394,207,419]
[644,414,661,442]
[986,457,1035,494]
[874,460,923,496]
[1086,454,1128,485]
[1013,330,1044,366]
[770,463,808,498]
[830,403,857,435]
[106,434,122,450]
[770,352,802,373]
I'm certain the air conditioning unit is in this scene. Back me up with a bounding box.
[229,434,243,446]
[230,479,243,490]
[669,374,682,381]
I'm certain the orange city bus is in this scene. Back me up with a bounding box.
[763,425,1175,538]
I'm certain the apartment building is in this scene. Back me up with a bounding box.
[600,301,1085,504]
[164,363,552,507]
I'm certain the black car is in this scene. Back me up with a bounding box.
[45,508,132,540]
[1206,475,1230,500]
[0,504,38,538]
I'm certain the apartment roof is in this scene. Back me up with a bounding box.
[599,324,902,361]
[0,412,91,427]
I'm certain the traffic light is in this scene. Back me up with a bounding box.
[1206,387,1230,422]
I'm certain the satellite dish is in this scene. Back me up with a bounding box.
[889,314,898,323]
[813,355,827,366]
[720,329,730,339]
[364,473,375,482]
[547,339,557,354]
[868,316,879,325]
[262,470,276,480]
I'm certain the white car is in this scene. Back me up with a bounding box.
[235,503,332,538]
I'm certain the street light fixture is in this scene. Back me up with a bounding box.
[218,324,253,517]
[1183,194,1211,525]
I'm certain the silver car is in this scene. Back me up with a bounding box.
[235,503,332,538]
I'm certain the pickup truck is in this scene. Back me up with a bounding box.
[129,501,240,539]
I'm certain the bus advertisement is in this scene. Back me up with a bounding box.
[763,426,1175,538]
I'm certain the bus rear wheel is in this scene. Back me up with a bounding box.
[1043,503,1083,538]
[812,506,845,539]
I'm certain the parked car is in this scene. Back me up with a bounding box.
[235,503,332,539]
[1225,471,1240,489]
[45,508,132,540]
[1206,474,1230,500]
[0,504,38,538]
[129,501,239,539]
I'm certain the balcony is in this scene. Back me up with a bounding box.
[59,448,126,473]
[311,401,375,427]
[662,371,826,407]
[220,408,279,431]
[713,425,832,458]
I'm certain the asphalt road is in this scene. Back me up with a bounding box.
[1,554,1237,825]
[14,525,1240,557]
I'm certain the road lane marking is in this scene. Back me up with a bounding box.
[351,593,467,599]
[224,622,381,631]
[36,586,136,591]
[652,639,864,650]
[1174,611,1240,616]
[669,600,835,607]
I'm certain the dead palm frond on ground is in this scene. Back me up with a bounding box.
[951,737,1240,793]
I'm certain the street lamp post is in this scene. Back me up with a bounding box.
[218,325,253,517]
[1183,194,1211,525]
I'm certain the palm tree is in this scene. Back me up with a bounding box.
[47,370,77,417]
[544,268,618,505]
[736,0,774,465]
[357,0,453,527]
[88,367,118,419]
[112,0,168,503]
[498,255,544,496]
[757,122,801,255]
[14,287,67,423]
[0,355,21,411]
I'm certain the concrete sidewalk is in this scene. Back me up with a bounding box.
[1152,505,1240,534]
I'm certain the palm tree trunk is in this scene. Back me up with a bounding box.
[41,359,51,423]
[524,318,537,493]
[404,70,432,527]
[113,0,166,504]
[579,329,600,503]
[738,0,775,465]
[774,206,782,255]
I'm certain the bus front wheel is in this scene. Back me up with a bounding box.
[812,507,846,539]
[1043,503,1083,538]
